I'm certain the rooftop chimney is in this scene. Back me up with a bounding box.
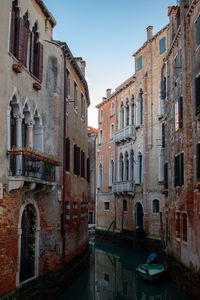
[106,88,111,98]
[146,26,153,41]
[102,97,106,102]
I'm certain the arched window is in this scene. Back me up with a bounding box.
[119,153,124,181]
[137,89,143,126]
[98,163,103,189]
[126,99,129,126]
[99,129,103,144]
[137,152,143,183]
[130,150,134,180]
[135,202,144,229]
[110,124,114,140]
[131,95,135,125]
[153,199,160,213]
[125,152,129,181]
[119,102,124,129]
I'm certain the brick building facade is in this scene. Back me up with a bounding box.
[0,0,89,296]
[96,25,168,239]
[161,0,200,272]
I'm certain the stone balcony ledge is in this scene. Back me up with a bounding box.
[114,125,136,143]
[112,180,135,194]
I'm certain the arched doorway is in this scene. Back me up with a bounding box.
[135,202,144,229]
[20,204,37,283]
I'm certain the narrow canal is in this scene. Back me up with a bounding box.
[59,238,190,300]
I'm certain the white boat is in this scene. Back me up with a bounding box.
[136,263,165,282]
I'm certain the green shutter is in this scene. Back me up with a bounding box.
[179,97,183,128]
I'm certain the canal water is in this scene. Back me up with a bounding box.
[59,238,190,300]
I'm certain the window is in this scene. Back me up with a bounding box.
[125,152,129,181]
[153,199,160,213]
[99,129,103,144]
[159,37,166,54]
[98,163,102,189]
[137,55,142,71]
[131,96,135,125]
[104,273,109,282]
[87,158,90,182]
[183,213,187,242]
[110,124,114,140]
[10,2,29,67]
[120,102,124,129]
[65,138,70,172]
[175,97,183,131]
[119,153,124,181]
[164,162,168,189]
[174,153,184,187]
[197,144,200,180]
[81,150,85,178]
[30,23,43,81]
[197,15,200,46]
[111,102,114,116]
[66,69,70,98]
[126,99,129,126]
[195,76,200,115]
[138,153,143,184]
[81,94,85,120]
[109,160,114,186]
[74,82,77,109]
[99,110,103,123]
[162,123,166,148]
[74,144,80,175]
[137,90,143,126]
[104,202,110,211]
[161,77,166,100]
[176,212,181,238]
[123,200,127,212]
[130,151,134,180]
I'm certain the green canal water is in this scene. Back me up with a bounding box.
[59,238,190,300]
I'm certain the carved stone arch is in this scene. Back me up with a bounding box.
[9,88,23,117]
[23,98,34,125]
[17,200,40,286]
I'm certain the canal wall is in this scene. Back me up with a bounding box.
[1,246,89,300]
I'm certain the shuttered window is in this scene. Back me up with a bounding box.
[29,24,43,82]
[177,212,180,238]
[66,138,70,172]
[164,162,168,189]
[162,123,166,148]
[174,153,184,187]
[195,76,200,115]
[197,144,200,180]
[74,144,77,175]
[77,146,80,176]
[81,151,85,178]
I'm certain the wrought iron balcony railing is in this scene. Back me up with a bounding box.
[112,180,135,194]
[114,125,136,143]
[8,149,60,182]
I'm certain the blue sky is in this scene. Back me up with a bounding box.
[44,0,176,127]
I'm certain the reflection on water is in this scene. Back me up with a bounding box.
[59,238,189,300]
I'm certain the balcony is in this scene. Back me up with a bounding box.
[7,148,60,191]
[112,180,135,194]
[114,125,136,143]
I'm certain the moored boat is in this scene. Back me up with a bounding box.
[136,263,165,282]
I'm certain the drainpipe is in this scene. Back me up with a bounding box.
[61,46,67,265]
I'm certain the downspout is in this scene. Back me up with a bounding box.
[61,46,67,265]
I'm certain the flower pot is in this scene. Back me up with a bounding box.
[13,63,22,73]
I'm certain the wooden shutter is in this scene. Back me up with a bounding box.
[10,10,16,54]
[29,32,34,73]
[15,17,25,62]
[197,144,200,179]
[36,42,43,82]
[66,138,70,172]
[74,145,77,175]
[180,153,184,186]
[178,97,183,128]
[77,147,80,176]
[22,21,29,67]
[174,156,178,187]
